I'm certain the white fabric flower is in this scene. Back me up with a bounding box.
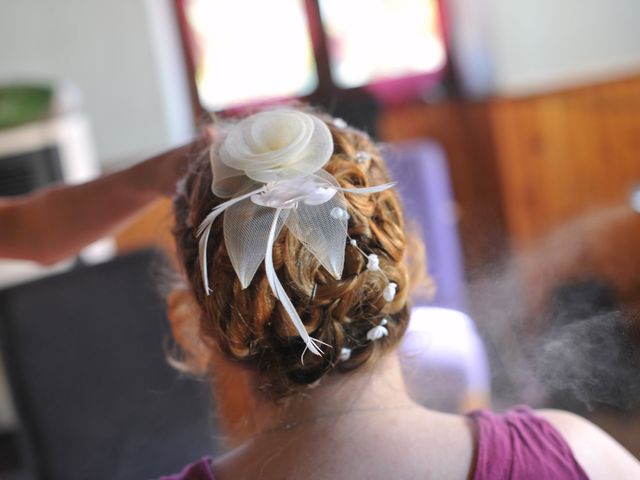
[212,109,333,197]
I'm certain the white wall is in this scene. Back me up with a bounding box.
[0,0,194,166]
[449,0,640,97]
[448,0,496,98]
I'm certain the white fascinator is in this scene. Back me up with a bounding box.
[197,109,392,358]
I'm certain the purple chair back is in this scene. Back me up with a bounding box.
[386,140,467,312]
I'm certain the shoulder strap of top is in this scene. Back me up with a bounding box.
[467,406,588,480]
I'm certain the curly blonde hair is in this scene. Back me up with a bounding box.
[172,111,414,400]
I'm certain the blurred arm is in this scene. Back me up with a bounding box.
[0,141,200,264]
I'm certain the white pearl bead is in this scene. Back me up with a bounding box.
[383,282,397,302]
[330,207,349,221]
[333,118,348,129]
[339,347,352,361]
[355,151,372,164]
[366,254,380,271]
[366,325,389,341]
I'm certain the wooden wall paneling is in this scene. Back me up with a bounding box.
[489,76,640,309]
[491,76,640,245]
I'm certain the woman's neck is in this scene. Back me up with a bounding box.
[211,353,477,480]
[248,352,418,436]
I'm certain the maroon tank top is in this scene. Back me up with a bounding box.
[468,406,588,480]
[160,406,588,480]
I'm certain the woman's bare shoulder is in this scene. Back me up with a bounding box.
[537,409,640,480]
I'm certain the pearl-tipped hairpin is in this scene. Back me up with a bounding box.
[354,151,372,164]
[330,207,350,221]
[383,282,397,302]
[348,240,398,304]
[366,318,389,341]
[339,347,352,361]
[366,253,380,272]
[333,118,348,129]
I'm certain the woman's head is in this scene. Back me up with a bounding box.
[172,108,412,400]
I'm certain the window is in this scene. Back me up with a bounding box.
[182,0,317,111]
[318,0,446,89]
[176,0,447,111]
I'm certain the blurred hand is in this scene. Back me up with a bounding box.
[134,126,216,197]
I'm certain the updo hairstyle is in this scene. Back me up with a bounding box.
[172,112,411,399]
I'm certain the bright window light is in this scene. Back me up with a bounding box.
[184,0,318,110]
[318,0,446,88]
